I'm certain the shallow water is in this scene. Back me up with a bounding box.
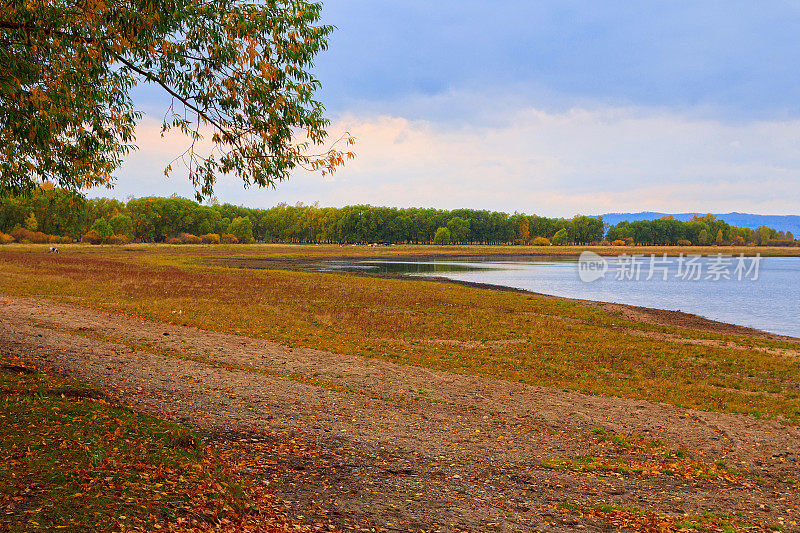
[319,256,800,338]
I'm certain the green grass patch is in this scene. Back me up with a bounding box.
[540,430,741,481]
[586,504,766,532]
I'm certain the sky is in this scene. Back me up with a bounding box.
[90,1,800,217]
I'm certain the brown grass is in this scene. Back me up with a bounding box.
[0,243,798,424]
[0,356,307,533]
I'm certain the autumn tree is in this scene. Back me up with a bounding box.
[0,0,353,198]
[552,228,569,245]
[23,212,37,231]
[756,225,773,245]
[433,227,451,245]
[515,216,530,244]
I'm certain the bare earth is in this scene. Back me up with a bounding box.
[1,293,798,532]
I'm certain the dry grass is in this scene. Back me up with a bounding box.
[1,243,799,424]
[0,357,282,533]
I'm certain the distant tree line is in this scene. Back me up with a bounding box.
[0,187,794,246]
[605,214,795,247]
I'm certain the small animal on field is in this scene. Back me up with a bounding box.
[48,247,59,253]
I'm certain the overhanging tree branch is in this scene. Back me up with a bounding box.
[110,52,230,139]
[1,0,352,198]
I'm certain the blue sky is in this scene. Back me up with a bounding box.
[93,1,800,216]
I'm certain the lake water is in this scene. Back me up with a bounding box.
[319,255,800,338]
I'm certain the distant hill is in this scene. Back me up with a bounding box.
[599,212,800,234]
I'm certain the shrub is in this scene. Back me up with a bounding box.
[676,239,692,246]
[599,240,611,246]
[611,239,626,246]
[0,232,13,244]
[532,236,551,246]
[11,228,30,242]
[81,230,102,244]
[11,228,51,244]
[50,235,71,244]
[178,232,202,244]
[108,234,130,245]
[201,233,221,244]
[731,235,745,246]
[165,237,183,244]
[220,233,239,244]
[8,229,26,242]
[766,239,797,247]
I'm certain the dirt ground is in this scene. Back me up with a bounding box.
[1,293,798,532]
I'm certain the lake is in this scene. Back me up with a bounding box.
[318,255,800,338]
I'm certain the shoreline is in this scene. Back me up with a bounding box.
[223,254,800,343]
[216,244,800,260]
[7,241,800,257]
[423,276,799,341]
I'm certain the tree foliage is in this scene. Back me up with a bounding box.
[446,217,469,244]
[227,216,253,244]
[603,215,774,247]
[0,0,353,198]
[23,212,37,231]
[433,226,451,245]
[90,217,113,239]
[0,189,794,246]
[551,228,569,245]
[110,214,133,237]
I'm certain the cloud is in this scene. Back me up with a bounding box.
[94,98,800,217]
[314,1,800,118]
[90,2,800,215]
[86,117,280,202]
[287,103,800,216]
